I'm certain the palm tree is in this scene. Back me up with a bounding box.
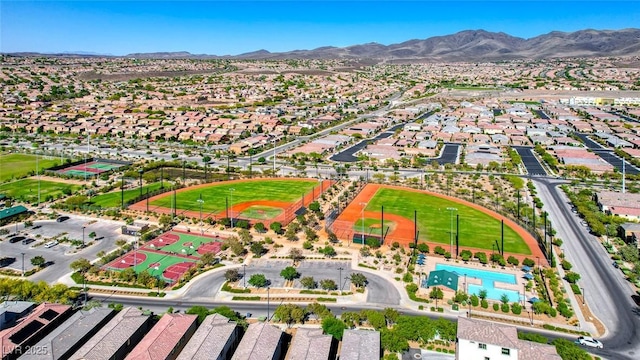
[478,289,488,301]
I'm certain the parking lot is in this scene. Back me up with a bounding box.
[246,259,352,289]
[0,214,128,283]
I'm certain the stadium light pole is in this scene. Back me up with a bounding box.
[36,153,40,207]
[138,169,143,197]
[154,266,161,295]
[197,194,204,235]
[229,188,235,228]
[447,207,457,255]
[272,137,276,176]
[359,202,367,244]
[337,266,344,295]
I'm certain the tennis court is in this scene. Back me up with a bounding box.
[144,230,223,257]
[57,160,125,177]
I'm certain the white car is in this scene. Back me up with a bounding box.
[575,336,603,349]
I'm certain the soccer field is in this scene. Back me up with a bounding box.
[0,154,63,182]
[0,179,82,203]
[365,187,531,254]
[90,182,164,208]
[149,179,319,213]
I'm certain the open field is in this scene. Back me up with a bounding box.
[239,205,283,220]
[0,154,63,182]
[90,182,164,208]
[0,179,82,202]
[148,179,319,214]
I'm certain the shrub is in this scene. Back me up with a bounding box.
[561,260,572,271]
[470,294,479,307]
[564,272,581,284]
[511,302,522,315]
[501,303,510,313]
[522,258,535,267]
[481,299,489,309]
[434,246,446,255]
[493,303,499,311]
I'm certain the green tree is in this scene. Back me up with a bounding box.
[306,302,331,320]
[70,258,92,273]
[478,289,488,300]
[280,266,300,281]
[224,269,240,282]
[254,222,266,233]
[31,256,46,268]
[507,256,519,266]
[300,276,317,289]
[552,338,591,360]
[250,242,265,256]
[248,274,268,288]
[320,246,336,257]
[274,304,306,327]
[322,317,347,340]
[186,305,210,323]
[429,287,443,299]
[289,248,304,262]
[270,222,283,234]
[350,273,368,288]
[381,328,409,353]
[320,279,337,290]
[564,272,581,284]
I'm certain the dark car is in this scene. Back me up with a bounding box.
[9,236,25,243]
[22,239,35,245]
[32,225,41,230]
[56,216,70,223]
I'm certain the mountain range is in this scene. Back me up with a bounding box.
[9,29,640,62]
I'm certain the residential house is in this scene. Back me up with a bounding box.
[286,328,333,360]
[339,329,380,360]
[125,313,197,360]
[230,322,284,360]
[176,314,240,360]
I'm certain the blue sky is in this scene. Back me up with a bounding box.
[1,1,639,55]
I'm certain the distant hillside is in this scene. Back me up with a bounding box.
[7,28,640,62]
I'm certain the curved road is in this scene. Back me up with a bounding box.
[535,178,640,360]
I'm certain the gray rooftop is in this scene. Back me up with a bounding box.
[517,339,562,360]
[231,322,283,360]
[68,307,151,360]
[339,329,380,360]
[0,301,35,317]
[176,314,238,360]
[19,308,114,360]
[286,328,332,360]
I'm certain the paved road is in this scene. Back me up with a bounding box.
[535,178,640,360]
[512,146,547,176]
[574,133,605,150]
[329,123,403,162]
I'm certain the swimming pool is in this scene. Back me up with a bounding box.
[434,263,521,302]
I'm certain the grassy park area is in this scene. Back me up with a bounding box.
[0,179,82,203]
[365,188,530,254]
[0,153,63,182]
[90,182,164,208]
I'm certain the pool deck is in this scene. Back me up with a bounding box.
[418,258,534,302]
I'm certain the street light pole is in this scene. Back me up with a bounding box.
[242,264,247,288]
[21,253,25,277]
[267,286,270,323]
[229,188,235,228]
[338,266,344,295]
[447,207,457,255]
[82,226,86,247]
[581,287,585,305]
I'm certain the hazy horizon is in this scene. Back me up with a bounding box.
[2,1,639,56]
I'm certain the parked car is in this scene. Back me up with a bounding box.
[32,225,41,230]
[575,336,603,349]
[44,240,59,248]
[9,236,25,243]
[613,261,619,268]
[56,216,70,223]
[22,239,35,245]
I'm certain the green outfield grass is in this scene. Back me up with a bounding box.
[159,233,219,255]
[129,251,196,278]
[0,179,82,203]
[354,218,395,236]
[365,188,531,254]
[0,153,64,182]
[239,205,283,220]
[150,179,318,213]
[90,182,164,208]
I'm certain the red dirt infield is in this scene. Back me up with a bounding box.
[163,262,196,281]
[333,184,546,264]
[106,252,147,269]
